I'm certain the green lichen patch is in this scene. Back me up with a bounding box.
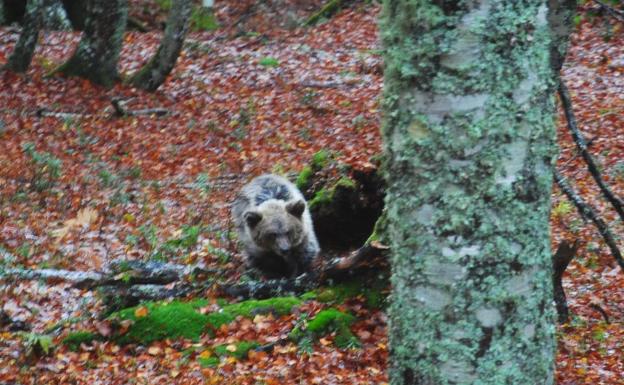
[289,308,360,349]
[213,340,261,360]
[62,331,101,351]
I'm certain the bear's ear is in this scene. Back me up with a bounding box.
[244,211,262,228]
[286,200,305,218]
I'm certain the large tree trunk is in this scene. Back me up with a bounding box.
[56,0,127,87]
[41,0,71,30]
[381,2,561,384]
[128,0,192,91]
[4,0,43,73]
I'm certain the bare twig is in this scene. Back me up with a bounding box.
[589,303,611,324]
[554,170,624,270]
[111,98,169,117]
[559,82,624,223]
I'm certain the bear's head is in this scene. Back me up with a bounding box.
[244,199,306,257]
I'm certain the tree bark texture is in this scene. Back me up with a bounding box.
[57,0,128,87]
[128,0,193,91]
[42,0,71,30]
[381,1,559,384]
[4,0,44,73]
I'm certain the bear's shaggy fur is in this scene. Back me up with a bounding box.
[232,174,319,278]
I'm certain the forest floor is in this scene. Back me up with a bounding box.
[0,1,623,384]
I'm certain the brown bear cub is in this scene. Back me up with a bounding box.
[232,174,320,279]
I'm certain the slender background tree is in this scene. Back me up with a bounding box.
[4,0,44,73]
[56,0,128,87]
[129,0,193,91]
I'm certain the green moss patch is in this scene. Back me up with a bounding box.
[307,278,388,308]
[258,57,280,67]
[112,301,210,345]
[311,149,331,169]
[109,297,301,345]
[222,297,302,318]
[308,188,332,209]
[62,331,101,351]
[290,308,360,349]
[213,340,261,360]
[190,7,218,31]
[198,356,220,368]
[296,165,314,190]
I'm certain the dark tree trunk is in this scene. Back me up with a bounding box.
[56,0,128,87]
[41,0,71,30]
[4,0,43,73]
[128,0,193,91]
[61,0,88,30]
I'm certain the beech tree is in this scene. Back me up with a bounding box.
[4,0,43,73]
[129,0,193,91]
[381,1,573,384]
[56,0,128,87]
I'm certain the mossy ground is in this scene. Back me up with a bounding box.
[303,277,388,308]
[213,340,261,359]
[61,331,100,351]
[289,308,359,349]
[68,288,374,352]
[108,297,302,345]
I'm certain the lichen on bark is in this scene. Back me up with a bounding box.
[55,0,128,87]
[128,0,193,91]
[381,1,560,384]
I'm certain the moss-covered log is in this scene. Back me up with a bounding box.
[128,0,193,91]
[3,0,43,73]
[381,1,564,384]
[55,0,127,87]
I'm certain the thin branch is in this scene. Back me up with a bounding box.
[593,0,624,22]
[558,82,624,223]
[111,98,169,117]
[552,240,580,323]
[589,303,611,324]
[554,170,624,270]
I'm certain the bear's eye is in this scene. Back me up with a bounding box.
[266,232,277,239]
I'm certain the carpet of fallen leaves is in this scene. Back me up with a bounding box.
[0,1,622,384]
